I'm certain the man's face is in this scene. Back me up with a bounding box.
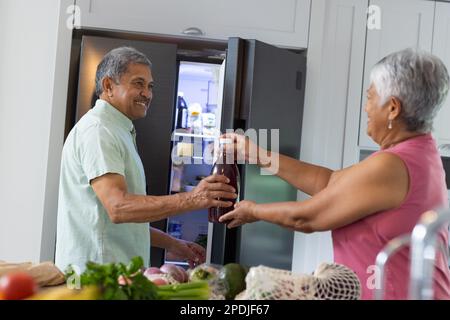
[109,63,154,120]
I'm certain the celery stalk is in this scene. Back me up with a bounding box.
[156,281,210,300]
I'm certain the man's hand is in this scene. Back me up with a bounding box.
[166,239,206,268]
[188,174,237,210]
[218,200,259,228]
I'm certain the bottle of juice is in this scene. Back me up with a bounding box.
[175,92,188,129]
[208,138,240,223]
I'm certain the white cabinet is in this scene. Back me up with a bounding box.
[76,0,311,48]
[300,0,368,170]
[358,0,435,149]
[432,2,450,148]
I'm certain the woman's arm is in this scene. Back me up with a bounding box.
[220,152,410,232]
[264,151,335,196]
[223,133,334,196]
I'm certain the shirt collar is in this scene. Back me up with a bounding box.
[93,99,135,133]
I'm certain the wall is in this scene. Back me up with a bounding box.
[291,0,334,273]
[0,0,73,262]
[291,0,368,273]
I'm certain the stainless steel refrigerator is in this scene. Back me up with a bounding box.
[67,30,306,270]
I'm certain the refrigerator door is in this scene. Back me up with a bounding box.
[210,38,244,265]
[212,38,306,270]
[74,35,178,266]
[205,59,226,264]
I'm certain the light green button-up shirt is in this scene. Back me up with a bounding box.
[55,99,150,272]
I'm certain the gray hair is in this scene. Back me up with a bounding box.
[369,48,449,133]
[95,46,152,97]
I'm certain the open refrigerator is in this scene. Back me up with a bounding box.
[69,33,306,270]
[165,61,226,266]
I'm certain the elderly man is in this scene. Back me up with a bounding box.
[55,47,236,272]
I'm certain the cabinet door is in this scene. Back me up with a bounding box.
[76,0,311,48]
[432,2,450,148]
[359,0,435,149]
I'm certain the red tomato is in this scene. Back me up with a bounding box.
[0,272,37,300]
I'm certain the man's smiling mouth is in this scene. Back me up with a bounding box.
[136,101,148,107]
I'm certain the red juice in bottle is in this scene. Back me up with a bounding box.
[208,139,240,223]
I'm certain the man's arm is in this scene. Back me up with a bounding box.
[150,227,205,268]
[91,173,236,224]
[150,226,179,249]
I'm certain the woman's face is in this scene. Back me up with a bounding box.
[364,84,390,144]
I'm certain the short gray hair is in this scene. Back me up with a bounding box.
[369,48,449,133]
[95,46,152,97]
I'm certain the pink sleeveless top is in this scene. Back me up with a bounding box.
[332,134,450,300]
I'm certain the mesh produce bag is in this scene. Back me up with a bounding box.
[236,263,360,300]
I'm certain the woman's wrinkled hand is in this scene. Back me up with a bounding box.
[218,200,258,228]
[220,133,258,164]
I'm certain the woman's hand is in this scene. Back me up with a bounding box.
[221,133,267,165]
[166,239,206,268]
[218,200,259,228]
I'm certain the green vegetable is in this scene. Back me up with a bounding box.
[65,256,157,300]
[65,256,210,300]
[189,264,220,282]
[219,263,248,300]
[156,281,210,300]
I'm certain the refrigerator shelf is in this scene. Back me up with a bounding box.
[174,132,216,141]
[164,260,190,267]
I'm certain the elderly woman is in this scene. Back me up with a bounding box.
[220,48,450,300]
